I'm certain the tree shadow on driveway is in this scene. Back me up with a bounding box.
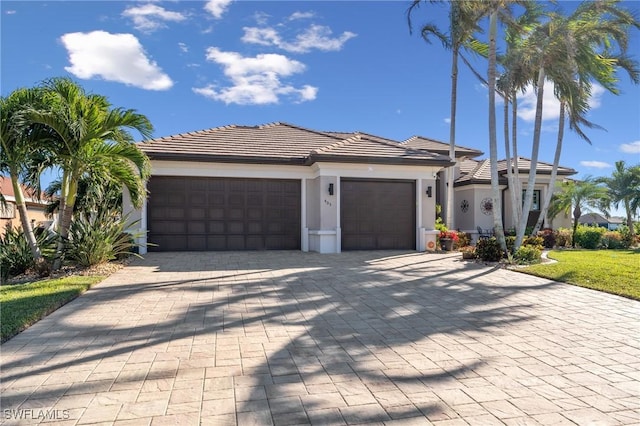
[0,251,562,423]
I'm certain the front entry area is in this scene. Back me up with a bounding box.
[340,178,416,250]
[147,176,301,251]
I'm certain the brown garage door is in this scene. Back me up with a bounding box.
[341,179,416,250]
[147,176,300,251]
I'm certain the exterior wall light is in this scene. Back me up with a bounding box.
[426,186,432,198]
[328,183,334,195]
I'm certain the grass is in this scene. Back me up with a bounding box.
[1,275,105,342]
[523,249,640,300]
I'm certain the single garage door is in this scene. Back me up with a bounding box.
[341,178,416,250]
[147,176,301,251]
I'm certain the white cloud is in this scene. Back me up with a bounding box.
[122,4,186,33]
[444,118,451,124]
[580,161,612,169]
[5,10,16,15]
[518,81,605,122]
[60,31,173,91]
[204,0,232,19]
[620,140,640,154]
[242,24,356,53]
[193,47,317,105]
[289,11,315,21]
[178,42,188,53]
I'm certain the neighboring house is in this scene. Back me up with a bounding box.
[0,176,53,233]
[127,122,575,253]
[579,213,625,231]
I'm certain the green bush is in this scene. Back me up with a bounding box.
[574,225,605,249]
[523,236,544,249]
[600,231,624,249]
[555,228,572,248]
[615,225,634,249]
[513,245,542,264]
[0,225,55,283]
[66,211,143,267]
[1,225,33,282]
[476,237,503,262]
[505,236,516,253]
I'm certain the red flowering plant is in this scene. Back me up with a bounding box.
[439,230,459,241]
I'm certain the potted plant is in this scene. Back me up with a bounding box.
[439,230,458,251]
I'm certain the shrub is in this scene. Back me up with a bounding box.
[505,236,516,253]
[513,245,542,265]
[523,236,544,249]
[538,228,556,248]
[476,237,503,262]
[615,225,634,249]
[574,225,605,249]
[460,245,476,259]
[555,228,572,248]
[600,231,624,249]
[0,225,55,283]
[0,225,33,282]
[455,232,471,249]
[66,211,143,267]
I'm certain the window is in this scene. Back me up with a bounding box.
[522,190,541,211]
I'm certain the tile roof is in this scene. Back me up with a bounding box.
[455,156,577,186]
[402,136,483,158]
[140,122,455,167]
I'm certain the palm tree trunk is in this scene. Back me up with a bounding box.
[445,45,459,230]
[503,92,519,230]
[572,204,581,248]
[52,172,78,270]
[488,11,506,252]
[511,88,522,225]
[625,200,635,237]
[533,101,565,234]
[515,66,545,250]
[10,171,41,260]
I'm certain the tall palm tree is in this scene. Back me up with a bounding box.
[597,161,640,237]
[27,77,153,269]
[548,177,608,247]
[532,2,640,235]
[408,0,487,230]
[484,0,538,251]
[0,88,49,260]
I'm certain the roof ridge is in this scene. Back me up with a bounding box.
[148,124,239,142]
[263,122,350,143]
[311,134,362,154]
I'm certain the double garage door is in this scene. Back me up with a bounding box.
[147,176,301,251]
[147,176,416,252]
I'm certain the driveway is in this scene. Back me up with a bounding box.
[1,252,639,425]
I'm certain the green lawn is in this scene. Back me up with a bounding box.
[523,249,640,300]
[1,275,104,342]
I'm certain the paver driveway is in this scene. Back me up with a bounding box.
[1,251,639,425]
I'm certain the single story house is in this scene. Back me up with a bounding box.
[127,122,575,254]
[578,213,625,230]
[0,176,53,233]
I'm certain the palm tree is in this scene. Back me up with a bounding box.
[597,161,640,237]
[548,177,608,247]
[0,88,49,260]
[27,77,153,269]
[485,1,538,252]
[531,2,640,235]
[408,0,486,230]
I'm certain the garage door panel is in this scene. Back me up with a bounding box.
[341,179,415,250]
[148,177,300,251]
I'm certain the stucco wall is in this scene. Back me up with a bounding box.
[454,188,475,231]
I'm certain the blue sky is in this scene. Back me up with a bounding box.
[2,1,639,189]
